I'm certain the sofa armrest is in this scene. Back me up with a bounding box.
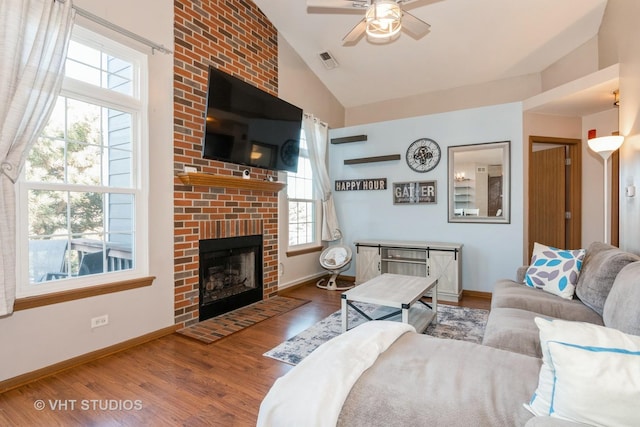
[516,265,528,283]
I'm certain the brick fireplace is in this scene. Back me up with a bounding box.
[199,229,263,321]
[173,0,280,328]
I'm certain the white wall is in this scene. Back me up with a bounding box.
[329,103,524,293]
[599,0,640,254]
[278,35,344,130]
[276,35,346,289]
[0,0,175,382]
[541,37,599,91]
[345,73,540,127]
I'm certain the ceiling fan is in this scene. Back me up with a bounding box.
[307,0,432,44]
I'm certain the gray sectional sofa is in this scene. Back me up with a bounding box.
[483,242,640,358]
[259,242,640,426]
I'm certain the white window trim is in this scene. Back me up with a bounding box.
[15,25,149,298]
[286,196,322,252]
[286,132,322,252]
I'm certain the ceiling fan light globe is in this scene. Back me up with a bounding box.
[365,0,402,41]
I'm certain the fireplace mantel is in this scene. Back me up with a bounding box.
[177,172,286,192]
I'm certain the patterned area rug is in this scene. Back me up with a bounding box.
[263,303,489,365]
[177,296,309,344]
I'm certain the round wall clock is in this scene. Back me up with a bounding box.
[406,138,441,173]
[280,139,300,167]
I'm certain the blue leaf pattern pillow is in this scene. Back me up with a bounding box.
[524,242,586,299]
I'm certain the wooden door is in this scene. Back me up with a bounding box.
[528,136,582,261]
[488,176,502,216]
[529,146,566,256]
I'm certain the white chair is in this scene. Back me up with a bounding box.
[316,245,354,291]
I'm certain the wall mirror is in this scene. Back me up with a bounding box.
[448,141,510,223]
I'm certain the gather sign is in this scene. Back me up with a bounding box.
[393,181,437,204]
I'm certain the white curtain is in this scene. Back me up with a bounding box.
[303,113,341,241]
[0,0,74,316]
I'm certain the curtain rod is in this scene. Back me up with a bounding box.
[57,1,172,54]
[304,113,328,127]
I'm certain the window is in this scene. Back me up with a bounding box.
[287,130,320,248]
[16,27,148,297]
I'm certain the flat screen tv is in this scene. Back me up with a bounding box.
[202,66,302,173]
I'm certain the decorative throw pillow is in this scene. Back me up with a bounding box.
[602,261,640,335]
[575,242,640,316]
[524,242,585,299]
[527,318,640,426]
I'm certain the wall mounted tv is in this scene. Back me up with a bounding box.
[202,66,303,173]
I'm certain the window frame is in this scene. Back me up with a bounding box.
[15,25,149,298]
[286,129,322,253]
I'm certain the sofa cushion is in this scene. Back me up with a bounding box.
[527,318,640,426]
[524,243,585,299]
[491,280,603,324]
[482,307,546,357]
[575,242,640,316]
[337,333,541,427]
[603,261,640,335]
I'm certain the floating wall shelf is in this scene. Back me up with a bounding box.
[331,135,368,144]
[176,173,286,192]
[344,154,401,165]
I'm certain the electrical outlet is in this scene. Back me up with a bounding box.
[90,314,109,329]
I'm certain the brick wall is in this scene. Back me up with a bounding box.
[173,0,280,327]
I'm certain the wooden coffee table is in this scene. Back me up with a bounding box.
[341,273,438,333]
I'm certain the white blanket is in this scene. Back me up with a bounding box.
[257,321,415,427]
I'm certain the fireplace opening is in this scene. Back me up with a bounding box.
[199,234,263,321]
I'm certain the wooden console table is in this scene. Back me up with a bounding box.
[354,239,463,302]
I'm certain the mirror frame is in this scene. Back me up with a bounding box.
[448,141,511,224]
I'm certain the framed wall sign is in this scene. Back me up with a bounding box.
[335,178,387,191]
[393,181,437,204]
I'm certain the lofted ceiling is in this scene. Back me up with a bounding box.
[253,0,610,114]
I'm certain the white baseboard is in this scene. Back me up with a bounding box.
[277,272,328,291]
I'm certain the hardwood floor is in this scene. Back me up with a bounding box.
[0,283,489,426]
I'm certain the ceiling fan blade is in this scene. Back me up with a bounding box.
[307,0,369,10]
[398,0,444,8]
[342,18,367,44]
[401,10,431,38]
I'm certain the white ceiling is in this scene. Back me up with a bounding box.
[253,0,610,112]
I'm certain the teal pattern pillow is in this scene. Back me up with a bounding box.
[524,242,585,299]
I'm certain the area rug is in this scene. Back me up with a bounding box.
[177,296,309,344]
[263,303,489,365]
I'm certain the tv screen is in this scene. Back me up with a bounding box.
[202,67,302,173]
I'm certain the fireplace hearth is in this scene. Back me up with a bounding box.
[199,234,263,321]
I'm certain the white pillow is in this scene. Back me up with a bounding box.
[524,242,585,299]
[526,318,558,416]
[526,318,640,426]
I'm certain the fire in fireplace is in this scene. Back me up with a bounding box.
[199,234,263,321]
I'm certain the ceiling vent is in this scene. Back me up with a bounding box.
[318,51,339,70]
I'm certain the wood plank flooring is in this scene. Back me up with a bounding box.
[0,282,490,426]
